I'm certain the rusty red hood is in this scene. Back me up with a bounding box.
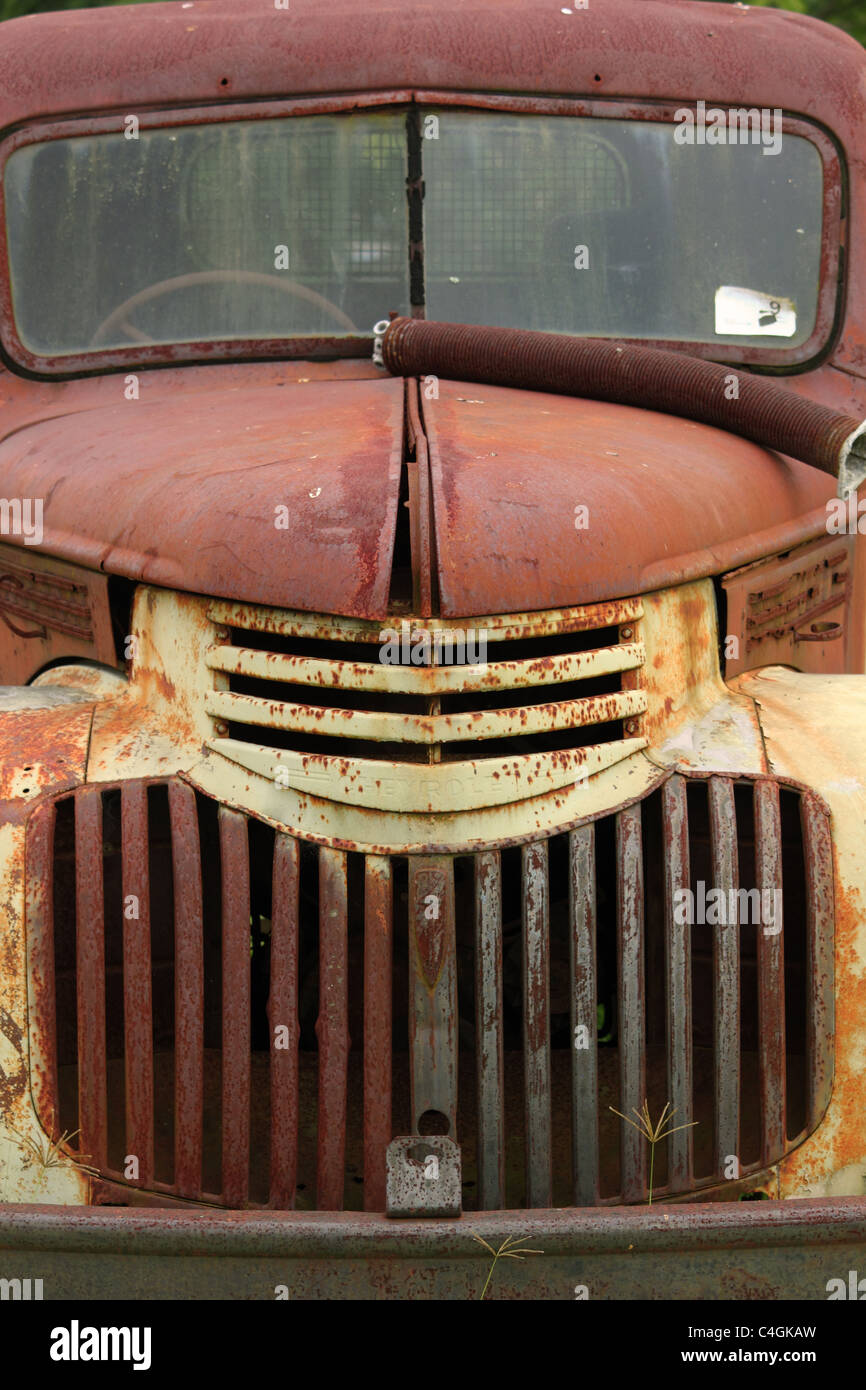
[0,375,405,620]
[425,380,836,617]
[0,372,835,619]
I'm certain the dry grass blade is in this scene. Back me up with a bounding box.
[3,1122,99,1177]
[608,1098,699,1205]
[473,1231,544,1299]
[470,1232,497,1259]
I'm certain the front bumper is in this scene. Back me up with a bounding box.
[1,1198,865,1299]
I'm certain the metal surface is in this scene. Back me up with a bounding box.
[169,781,204,1200]
[268,834,300,1210]
[570,824,599,1206]
[474,851,504,1210]
[204,596,648,809]
[215,738,648,815]
[0,377,404,621]
[121,783,154,1189]
[708,778,739,1182]
[663,777,693,1192]
[0,544,116,686]
[800,795,835,1135]
[24,801,59,1143]
[363,856,392,1213]
[755,781,786,1165]
[316,848,350,1211]
[405,381,434,618]
[408,858,457,1137]
[385,1136,461,1218]
[723,536,851,680]
[16,769,841,1215]
[522,842,551,1208]
[2,1199,866,1300]
[205,637,645,694]
[75,786,107,1173]
[220,807,251,1208]
[616,804,645,1204]
[419,379,835,618]
[728,669,861,1200]
[207,597,646,642]
[386,317,862,482]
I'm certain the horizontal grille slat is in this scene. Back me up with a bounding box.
[205,598,647,782]
[204,686,647,742]
[207,596,645,643]
[214,737,647,813]
[205,639,645,694]
[26,770,835,1213]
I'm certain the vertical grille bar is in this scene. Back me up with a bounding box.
[522,840,551,1208]
[121,783,153,1188]
[75,786,107,1170]
[407,857,458,1133]
[570,823,599,1205]
[755,780,786,1161]
[801,793,835,1130]
[616,803,645,1202]
[662,776,693,1190]
[708,776,740,1178]
[219,807,251,1207]
[169,780,204,1198]
[363,855,392,1213]
[26,801,58,1141]
[475,850,505,1210]
[316,847,349,1210]
[269,833,299,1209]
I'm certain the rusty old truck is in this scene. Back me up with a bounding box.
[0,0,865,1301]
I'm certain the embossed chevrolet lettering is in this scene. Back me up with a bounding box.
[0,0,864,1302]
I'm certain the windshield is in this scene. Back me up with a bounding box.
[2,108,825,361]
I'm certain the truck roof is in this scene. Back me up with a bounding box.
[0,0,864,374]
[0,0,860,133]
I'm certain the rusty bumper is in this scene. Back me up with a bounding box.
[1,1198,865,1300]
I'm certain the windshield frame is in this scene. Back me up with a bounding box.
[0,92,845,379]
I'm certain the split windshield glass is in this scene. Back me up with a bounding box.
[3,107,824,358]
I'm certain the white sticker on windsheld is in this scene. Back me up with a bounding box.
[714,286,797,338]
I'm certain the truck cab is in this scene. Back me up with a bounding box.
[0,0,865,1300]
